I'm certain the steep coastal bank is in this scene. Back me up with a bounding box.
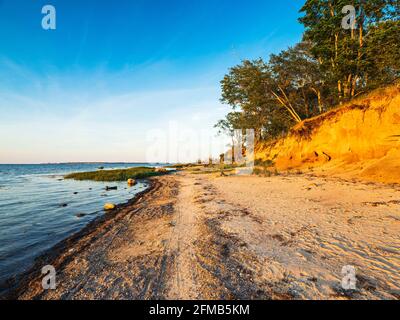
[3,172,399,300]
[255,83,400,184]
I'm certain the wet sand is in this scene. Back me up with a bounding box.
[2,171,400,300]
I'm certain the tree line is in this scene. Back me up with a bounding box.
[216,0,400,141]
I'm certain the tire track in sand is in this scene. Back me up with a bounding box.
[165,174,201,299]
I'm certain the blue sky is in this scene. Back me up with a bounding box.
[0,0,304,163]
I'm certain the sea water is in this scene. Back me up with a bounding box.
[0,163,158,283]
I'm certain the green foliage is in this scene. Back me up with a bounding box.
[216,0,400,143]
[300,0,400,103]
[65,167,165,181]
[217,42,323,140]
[269,42,327,115]
[363,20,400,90]
[218,59,285,140]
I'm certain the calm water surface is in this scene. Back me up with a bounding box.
[0,163,160,283]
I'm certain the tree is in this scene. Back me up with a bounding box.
[269,42,327,118]
[216,0,400,145]
[220,59,275,137]
[220,59,299,137]
[218,44,328,141]
[363,20,400,91]
[299,0,400,103]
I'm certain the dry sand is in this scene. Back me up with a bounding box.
[4,171,400,300]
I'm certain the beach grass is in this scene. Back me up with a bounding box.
[65,167,166,182]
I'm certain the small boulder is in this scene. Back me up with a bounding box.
[127,178,136,186]
[155,167,167,173]
[75,213,86,218]
[104,203,116,211]
[105,186,118,191]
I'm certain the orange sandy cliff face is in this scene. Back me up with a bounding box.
[256,83,400,184]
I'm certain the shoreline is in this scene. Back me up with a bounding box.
[1,171,399,300]
[0,178,157,299]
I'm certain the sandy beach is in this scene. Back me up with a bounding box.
[3,171,399,300]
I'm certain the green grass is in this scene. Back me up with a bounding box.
[65,166,167,182]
